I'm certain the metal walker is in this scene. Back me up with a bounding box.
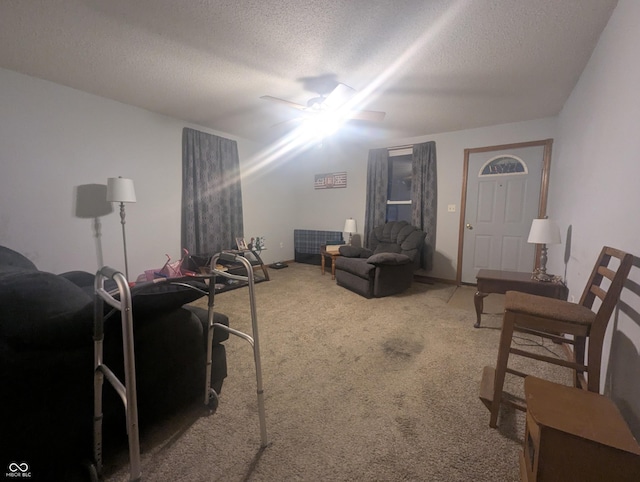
[90,252,268,481]
[92,267,142,481]
[208,251,268,447]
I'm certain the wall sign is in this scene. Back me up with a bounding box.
[315,172,347,189]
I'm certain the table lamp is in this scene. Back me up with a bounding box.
[344,218,357,245]
[107,177,137,280]
[527,217,561,281]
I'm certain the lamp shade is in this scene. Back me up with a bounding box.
[75,184,114,218]
[106,177,136,203]
[344,218,357,234]
[527,218,561,245]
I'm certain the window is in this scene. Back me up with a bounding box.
[182,128,244,256]
[479,155,528,176]
[386,149,412,223]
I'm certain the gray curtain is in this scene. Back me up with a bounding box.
[363,148,389,248]
[411,141,437,271]
[181,128,244,256]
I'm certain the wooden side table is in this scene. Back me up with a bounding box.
[320,245,341,280]
[521,376,640,481]
[474,270,568,327]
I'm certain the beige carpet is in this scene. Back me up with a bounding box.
[106,263,570,481]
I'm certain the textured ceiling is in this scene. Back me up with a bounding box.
[0,1,617,143]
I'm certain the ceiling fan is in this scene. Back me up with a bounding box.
[260,83,386,123]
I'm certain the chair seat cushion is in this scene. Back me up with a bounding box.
[505,291,595,325]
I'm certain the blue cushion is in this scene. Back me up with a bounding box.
[0,246,37,271]
[0,270,93,348]
[128,280,208,315]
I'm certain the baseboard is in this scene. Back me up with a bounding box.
[413,275,434,284]
[414,275,457,285]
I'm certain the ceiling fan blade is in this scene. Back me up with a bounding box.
[323,83,356,109]
[271,117,304,127]
[260,95,307,110]
[347,110,386,122]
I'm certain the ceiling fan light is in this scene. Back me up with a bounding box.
[300,111,343,138]
[262,81,386,127]
[307,96,321,106]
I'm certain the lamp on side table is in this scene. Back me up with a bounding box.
[344,218,357,245]
[527,218,561,282]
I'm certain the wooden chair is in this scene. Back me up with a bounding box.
[480,246,634,428]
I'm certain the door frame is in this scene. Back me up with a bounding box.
[455,139,554,285]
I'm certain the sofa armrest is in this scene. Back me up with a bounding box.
[367,252,412,266]
[59,270,95,288]
[0,270,94,348]
[339,246,373,258]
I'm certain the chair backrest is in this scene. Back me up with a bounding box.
[579,246,633,341]
[367,221,426,263]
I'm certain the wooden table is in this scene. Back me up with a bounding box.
[474,269,568,328]
[521,376,640,481]
[320,245,341,280]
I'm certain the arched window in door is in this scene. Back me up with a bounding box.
[479,155,528,176]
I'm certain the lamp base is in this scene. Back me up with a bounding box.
[532,271,556,282]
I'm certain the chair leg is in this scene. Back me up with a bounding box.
[573,336,586,389]
[490,311,516,428]
[587,334,603,393]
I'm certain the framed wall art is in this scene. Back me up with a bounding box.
[315,172,347,189]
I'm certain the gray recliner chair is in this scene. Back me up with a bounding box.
[334,221,426,298]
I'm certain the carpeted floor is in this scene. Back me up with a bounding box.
[106,263,570,481]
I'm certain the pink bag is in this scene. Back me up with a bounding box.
[159,248,196,278]
[137,248,195,282]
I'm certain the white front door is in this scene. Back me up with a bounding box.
[459,141,552,284]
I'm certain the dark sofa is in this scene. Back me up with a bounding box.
[335,221,426,298]
[0,246,229,479]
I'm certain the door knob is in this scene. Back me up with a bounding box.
[466,223,473,230]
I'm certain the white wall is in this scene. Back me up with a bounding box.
[291,118,557,280]
[0,68,295,276]
[286,129,374,236]
[547,0,640,434]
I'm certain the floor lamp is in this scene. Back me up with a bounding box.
[107,177,136,280]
